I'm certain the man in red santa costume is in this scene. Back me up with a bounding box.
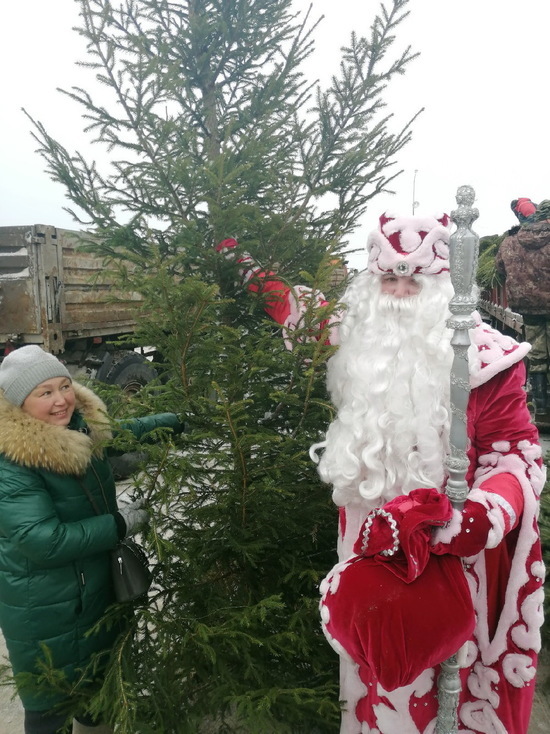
[216,210,545,734]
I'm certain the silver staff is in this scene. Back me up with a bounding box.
[435,185,480,734]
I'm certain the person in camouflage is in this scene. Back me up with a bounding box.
[510,198,537,224]
[496,204,550,414]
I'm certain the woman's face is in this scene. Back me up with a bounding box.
[22,377,76,426]
[380,273,422,298]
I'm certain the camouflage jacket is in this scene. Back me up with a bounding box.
[495,219,550,314]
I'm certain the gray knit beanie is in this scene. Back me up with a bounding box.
[0,346,72,406]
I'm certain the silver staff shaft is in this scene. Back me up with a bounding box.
[435,185,479,734]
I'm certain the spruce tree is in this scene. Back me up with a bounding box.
[24,1,419,731]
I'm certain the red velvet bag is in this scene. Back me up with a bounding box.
[320,489,475,691]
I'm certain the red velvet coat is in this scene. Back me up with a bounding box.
[217,241,545,733]
[321,360,544,733]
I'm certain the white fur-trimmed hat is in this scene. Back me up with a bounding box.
[0,345,71,406]
[367,213,451,277]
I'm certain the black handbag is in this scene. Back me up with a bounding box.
[80,480,152,603]
[111,538,152,602]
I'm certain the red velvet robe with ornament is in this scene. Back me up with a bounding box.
[218,241,545,734]
[321,357,544,734]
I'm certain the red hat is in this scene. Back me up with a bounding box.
[367,213,451,276]
[512,198,537,218]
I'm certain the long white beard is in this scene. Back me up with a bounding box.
[314,270,455,509]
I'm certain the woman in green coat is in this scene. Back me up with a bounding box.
[0,345,180,734]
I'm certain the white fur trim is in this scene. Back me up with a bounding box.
[466,489,506,549]
[319,558,353,599]
[240,264,260,283]
[510,587,544,652]
[492,440,511,453]
[281,285,340,350]
[431,508,462,544]
[320,602,330,625]
[466,661,500,707]
[502,653,537,687]
[469,445,542,665]
[373,669,435,734]
[468,312,531,388]
[459,700,507,732]
[531,560,545,581]
[339,660,368,734]
[463,639,479,668]
[367,214,450,276]
[457,641,470,668]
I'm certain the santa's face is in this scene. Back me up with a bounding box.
[380,274,421,298]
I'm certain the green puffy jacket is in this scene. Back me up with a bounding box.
[0,382,180,711]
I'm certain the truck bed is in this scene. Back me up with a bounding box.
[0,225,141,352]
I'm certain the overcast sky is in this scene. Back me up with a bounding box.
[1,0,549,268]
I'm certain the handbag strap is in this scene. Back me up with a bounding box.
[79,461,113,516]
[79,479,103,515]
[79,477,128,545]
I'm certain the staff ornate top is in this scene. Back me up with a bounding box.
[444,185,480,510]
[448,185,479,320]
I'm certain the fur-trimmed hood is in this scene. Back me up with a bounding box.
[0,382,113,475]
[468,311,531,388]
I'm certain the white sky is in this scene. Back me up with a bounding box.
[1,0,549,269]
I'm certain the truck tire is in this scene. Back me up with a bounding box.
[104,351,157,394]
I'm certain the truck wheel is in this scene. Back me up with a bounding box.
[104,351,157,395]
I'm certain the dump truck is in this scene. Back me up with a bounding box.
[0,224,157,390]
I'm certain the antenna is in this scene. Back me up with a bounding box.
[412,169,419,213]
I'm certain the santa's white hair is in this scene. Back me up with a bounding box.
[311,269,455,508]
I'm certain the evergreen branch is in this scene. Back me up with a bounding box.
[77,0,190,223]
